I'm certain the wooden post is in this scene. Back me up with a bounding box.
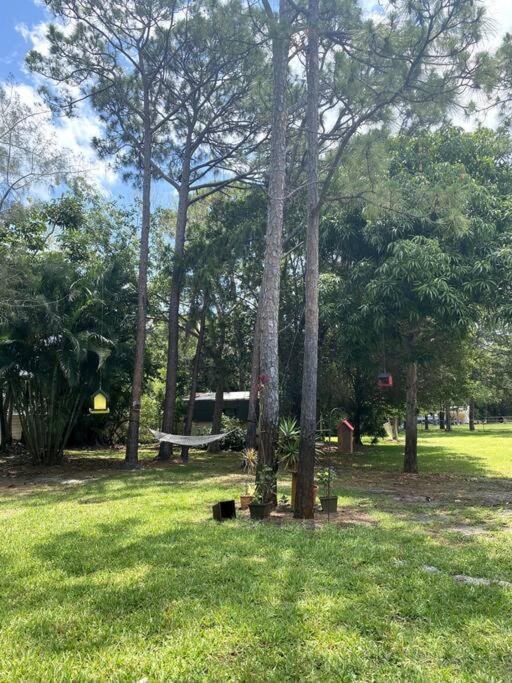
[291,471,298,510]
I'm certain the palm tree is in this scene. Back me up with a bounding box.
[0,254,112,464]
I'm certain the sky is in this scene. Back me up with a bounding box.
[1,0,512,207]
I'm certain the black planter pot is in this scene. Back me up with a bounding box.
[249,501,272,520]
[320,495,338,513]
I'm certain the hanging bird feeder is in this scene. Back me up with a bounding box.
[377,372,393,389]
[90,388,110,414]
[89,272,110,416]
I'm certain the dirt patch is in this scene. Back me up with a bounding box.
[2,447,512,514]
[445,524,488,536]
[0,447,172,492]
[239,506,379,529]
[327,463,512,508]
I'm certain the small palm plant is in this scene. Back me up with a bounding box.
[241,447,258,474]
[240,447,258,505]
[277,417,300,472]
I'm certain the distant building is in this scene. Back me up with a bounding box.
[0,413,22,442]
[184,391,250,425]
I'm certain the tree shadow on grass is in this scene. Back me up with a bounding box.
[2,512,507,679]
[0,455,247,511]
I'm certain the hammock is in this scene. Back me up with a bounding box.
[149,428,234,448]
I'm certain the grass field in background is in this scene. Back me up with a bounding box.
[0,427,511,682]
[357,423,512,477]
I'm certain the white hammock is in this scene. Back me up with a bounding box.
[149,428,234,447]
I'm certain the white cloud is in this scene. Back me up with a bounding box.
[16,22,52,57]
[14,20,118,196]
[449,1,512,130]
[482,0,512,50]
[11,82,117,195]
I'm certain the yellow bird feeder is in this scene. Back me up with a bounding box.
[90,389,110,415]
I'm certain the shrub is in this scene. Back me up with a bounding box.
[220,414,246,451]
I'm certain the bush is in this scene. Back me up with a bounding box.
[220,414,246,451]
[139,379,165,443]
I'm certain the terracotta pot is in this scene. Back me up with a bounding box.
[240,494,254,510]
[249,501,272,520]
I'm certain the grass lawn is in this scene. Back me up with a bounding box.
[1,427,511,682]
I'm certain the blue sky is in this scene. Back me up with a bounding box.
[0,1,47,81]
[1,0,512,209]
[0,0,140,206]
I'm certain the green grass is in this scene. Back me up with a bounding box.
[357,423,512,477]
[1,427,511,682]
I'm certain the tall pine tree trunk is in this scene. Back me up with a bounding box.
[295,0,319,520]
[125,98,152,468]
[246,304,260,449]
[181,300,207,462]
[208,381,224,454]
[403,361,418,473]
[257,0,289,481]
[469,398,475,431]
[158,147,192,460]
[208,323,226,454]
[0,385,7,452]
[439,408,445,430]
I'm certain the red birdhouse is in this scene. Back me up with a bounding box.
[336,419,354,454]
[377,372,393,389]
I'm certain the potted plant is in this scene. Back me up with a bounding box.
[317,466,338,513]
[240,481,253,510]
[240,448,257,509]
[277,494,290,512]
[249,465,275,520]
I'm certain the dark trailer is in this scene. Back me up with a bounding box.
[184,391,250,424]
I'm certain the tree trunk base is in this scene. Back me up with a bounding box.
[157,441,172,461]
[123,460,142,470]
[403,463,418,474]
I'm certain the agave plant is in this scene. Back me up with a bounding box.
[277,417,300,471]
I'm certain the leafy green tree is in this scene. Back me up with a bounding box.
[30,0,182,467]
[291,0,488,517]
[155,0,266,460]
[360,127,512,471]
[0,190,139,457]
